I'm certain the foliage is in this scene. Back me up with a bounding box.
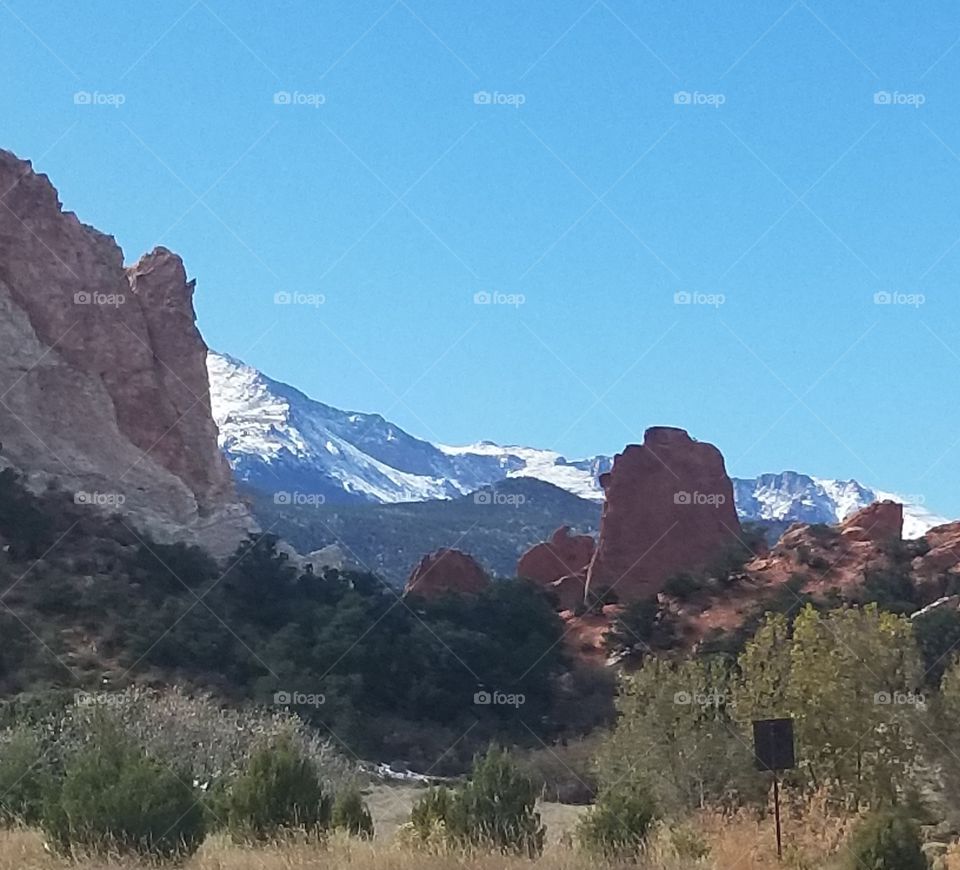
[845,810,928,870]
[737,605,924,808]
[602,598,678,661]
[0,460,578,766]
[40,719,205,858]
[408,747,544,856]
[662,572,705,600]
[0,469,57,560]
[332,785,374,838]
[410,786,455,841]
[859,567,919,615]
[0,729,49,826]
[597,657,763,812]
[451,746,545,856]
[224,735,331,840]
[576,775,657,858]
[913,606,960,686]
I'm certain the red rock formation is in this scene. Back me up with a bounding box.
[518,526,594,587]
[584,427,742,603]
[0,148,250,555]
[839,500,903,543]
[404,549,490,598]
[914,521,960,587]
[547,574,587,612]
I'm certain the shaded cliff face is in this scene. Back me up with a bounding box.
[585,427,742,603]
[0,148,251,556]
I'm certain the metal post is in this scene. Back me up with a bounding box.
[772,771,783,860]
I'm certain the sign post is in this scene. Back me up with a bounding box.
[752,718,796,861]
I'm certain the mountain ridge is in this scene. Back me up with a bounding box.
[208,351,948,539]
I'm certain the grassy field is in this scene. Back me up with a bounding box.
[2,784,953,870]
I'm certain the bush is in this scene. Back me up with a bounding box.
[662,572,704,600]
[41,723,205,858]
[332,785,373,838]
[224,735,331,840]
[453,746,544,856]
[577,777,657,858]
[410,786,455,841]
[0,729,50,825]
[407,748,544,856]
[846,810,928,870]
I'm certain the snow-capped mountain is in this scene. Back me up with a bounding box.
[207,352,949,537]
[731,473,943,539]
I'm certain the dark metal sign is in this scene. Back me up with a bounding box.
[753,717,796,771]
[752,717,796,861]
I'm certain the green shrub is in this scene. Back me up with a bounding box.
[332,785,373,838]
[41,724,205,858]
[846,810,928,870]
[662,572,704,600]
[410,786,455,840]
[407,748,544,856]
[577,777,657,858]
[0,729,50,825]
[451,746,544,856]
[224,735,331,840]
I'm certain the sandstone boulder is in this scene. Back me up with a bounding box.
[839,500,903,543]
[517,526,594,587]
[404,549,489,598]
[584,427,741,603]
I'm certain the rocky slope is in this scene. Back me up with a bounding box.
[208,353,948,536]
[0,149,250,556]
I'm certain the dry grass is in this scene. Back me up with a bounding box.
[0,785,947,870]
[0,809,858,870]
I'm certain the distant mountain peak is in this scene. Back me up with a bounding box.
[207,352,949,537]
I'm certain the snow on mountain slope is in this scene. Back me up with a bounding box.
[207,352,950,535]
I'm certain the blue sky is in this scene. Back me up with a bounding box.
[4,1,960,514]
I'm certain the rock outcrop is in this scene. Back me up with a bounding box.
[584,427,741,603]
[518,526,594,586]
[404,548,490,598]
[839,500,903,543]
[0,148,251,556]
[517,526,594,611]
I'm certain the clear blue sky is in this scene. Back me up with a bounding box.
[4,1,960,514]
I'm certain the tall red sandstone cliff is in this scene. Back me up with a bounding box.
[0,148,251,555]
[585,427,741,603]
